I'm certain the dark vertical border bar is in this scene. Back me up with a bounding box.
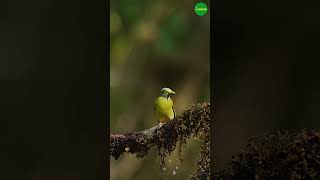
[0,0,109,179]
[106,0,111,179]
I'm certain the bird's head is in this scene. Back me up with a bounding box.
[160,87,176,98]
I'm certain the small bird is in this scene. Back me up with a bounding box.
[154,87,176,127]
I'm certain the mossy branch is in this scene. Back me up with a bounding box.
[213,129,320,179]
[110,103,210,179]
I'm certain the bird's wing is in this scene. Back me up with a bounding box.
[172,105,176,118]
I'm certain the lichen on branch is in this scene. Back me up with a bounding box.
[109,102,211,179]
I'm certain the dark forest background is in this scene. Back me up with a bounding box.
[214,0,320,171]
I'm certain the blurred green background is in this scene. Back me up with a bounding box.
[110,0,210,179]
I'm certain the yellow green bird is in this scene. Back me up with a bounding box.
[154,87,176,125]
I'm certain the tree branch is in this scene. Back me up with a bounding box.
[110,103,210,160]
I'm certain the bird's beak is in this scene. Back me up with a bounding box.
[170,91,176,94]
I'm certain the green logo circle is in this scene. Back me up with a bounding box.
[194,2,208,16]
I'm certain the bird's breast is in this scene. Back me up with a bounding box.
[155,97,173,109]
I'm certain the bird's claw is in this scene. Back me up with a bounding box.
[158,122,165,128]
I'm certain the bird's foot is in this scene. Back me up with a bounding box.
[158,122,165,128]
